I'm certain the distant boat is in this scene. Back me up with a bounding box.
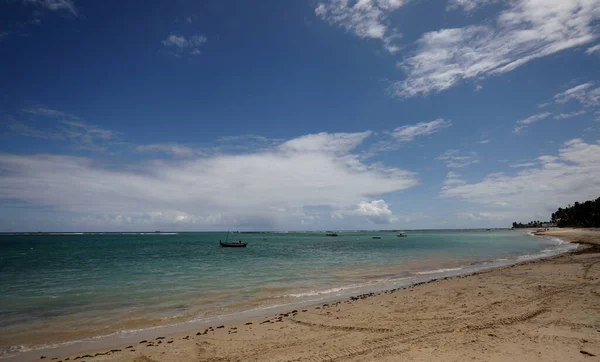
[325,231,338,237]
[219,231,247,247]
[397,232,407,237]
[372,236,381,239]
[220,241,247,247]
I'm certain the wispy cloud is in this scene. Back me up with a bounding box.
[314,0,407,53]
[437,149,479,168]
[391,119,451,142]
[6,117,65,140]
[392,0,600,97]
[363,119,451,157]
[443,171,466,186]
[447,0,498,12]
[586,44,600,54]
[23,0,78,16]
[537,102,550,108]
[509,162,536,168]
[5,108,117,152]
[554,110,586,120]
[478,139,491,144]
[554,82,600,107]
[23,105,69,118]
[513,112,551,135]
[441,138,600,220]
[61,120,116,151]
[136,143,201,157]
[162,34,207,56]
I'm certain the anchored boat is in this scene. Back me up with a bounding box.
[219,231,247,247]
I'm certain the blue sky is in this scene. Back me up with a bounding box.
[1,0,600,231]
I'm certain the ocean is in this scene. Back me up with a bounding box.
[0,229,576,359]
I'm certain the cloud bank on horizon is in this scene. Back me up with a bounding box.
[1,0,599,231]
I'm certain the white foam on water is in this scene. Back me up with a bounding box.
[413,267,463,275]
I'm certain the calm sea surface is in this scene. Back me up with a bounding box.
[0,230,575,358]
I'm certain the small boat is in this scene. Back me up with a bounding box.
[219,231,247,247]
[325,231,338,237]
[220,241,247,247]
[372,236,381,239]
[397,232,407,237]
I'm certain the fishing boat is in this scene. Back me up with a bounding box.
[219,232,247,247]
[372,236,381,239]
[396,232,407,237]
[325,231,338,237]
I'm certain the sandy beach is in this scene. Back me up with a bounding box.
[25,229,600,361]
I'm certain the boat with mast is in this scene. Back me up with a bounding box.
[219,231,247,247]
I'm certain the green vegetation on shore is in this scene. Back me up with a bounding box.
[512,197,600,228]
[551,197,600,227]
[512,221,548,229]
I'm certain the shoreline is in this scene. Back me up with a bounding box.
[4,228,600,361]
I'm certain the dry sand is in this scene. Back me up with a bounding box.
[39,229,600,362]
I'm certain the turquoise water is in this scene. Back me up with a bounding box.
[0,230,574,358]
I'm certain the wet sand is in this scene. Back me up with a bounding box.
[24,229,600,361]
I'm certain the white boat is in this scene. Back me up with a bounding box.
[397,232,407,237]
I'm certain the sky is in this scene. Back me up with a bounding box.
[0,0,599,232]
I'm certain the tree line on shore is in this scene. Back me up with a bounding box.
[551,197,600,227]
[512,197,600,228]
[512,221,547,228]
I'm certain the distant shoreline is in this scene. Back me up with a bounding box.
[0,228,512,235]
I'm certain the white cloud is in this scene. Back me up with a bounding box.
[478,139,491,144]
[475,84,483,92]
[586,44,600,54]
[440,138,600,220]
[392,0,600,97]
[0,131,418,229]
[162,34,207,56]
[163,35,187,48]
[443,171,466,186]
[554,82,600,107]
[509,162,536,168]
[136,143,200,157]
[280,131,372,154]
[554,110,586,119]
[315,0,407,53]
[60,120,115,151]
[538,102,551,108]
[447,0,498,12]
[24,0,78,16]
[456,211,505,222]
[23,105,69,118]
[390,119,451,142]
[437,150,479,168]
[338,199,396,224]
[6,118,65,140]
[5,109,117,152]
[513,112,551,134]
